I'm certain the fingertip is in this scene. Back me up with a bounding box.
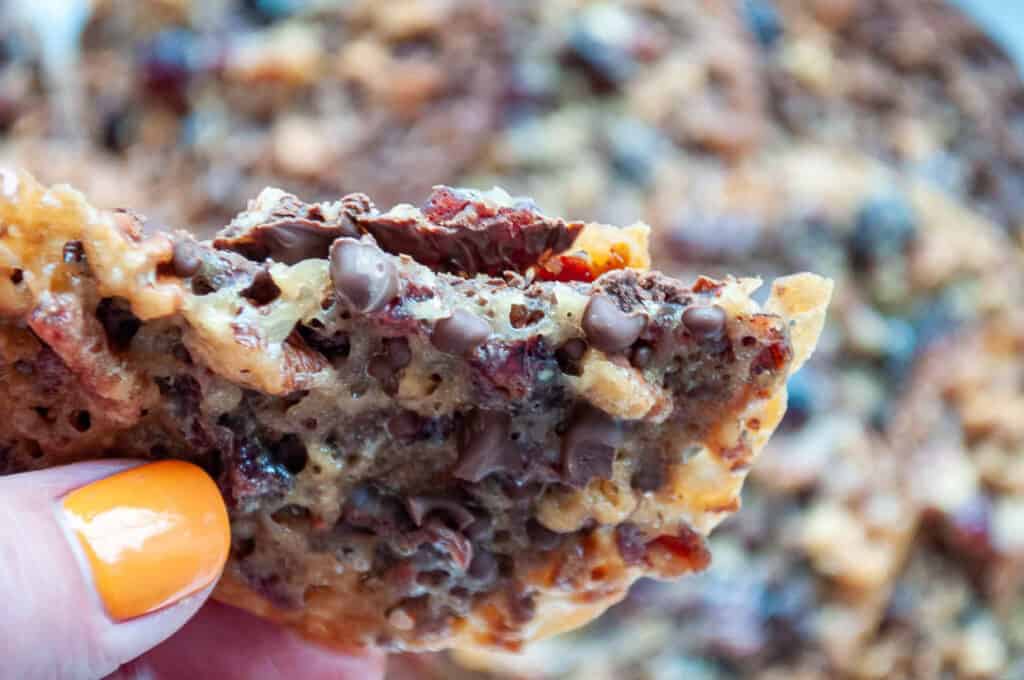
[61,460,230,622]
[0,462,223,679]
[133,601,386,680]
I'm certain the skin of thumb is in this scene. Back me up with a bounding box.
[0,461,228,680]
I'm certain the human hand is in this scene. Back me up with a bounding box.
[0,460,385,680]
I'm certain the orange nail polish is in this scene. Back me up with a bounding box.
[62,461,230,621]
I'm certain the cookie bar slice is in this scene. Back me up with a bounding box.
[0,170,831,652]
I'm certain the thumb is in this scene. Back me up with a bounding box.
[0,460,230,680]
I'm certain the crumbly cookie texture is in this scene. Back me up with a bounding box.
[0,169,830,652]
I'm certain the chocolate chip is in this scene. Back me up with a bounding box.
[171,240,201,277]
[582,295,646,354]
[631,458,664,492]
[405,496,476,531]
[630,342,653,368]
[455,411,512,482]
[467,549,498,584]
[431,309,491,356]
[241,269,281,306]
[559,338,587,361]
[96,297,141,352]
[526,519,562,552]
[615,523,647,566]
[682,305,726,341]
[329,239,399,313]
[556,338,588,375]
[561,405,623,486]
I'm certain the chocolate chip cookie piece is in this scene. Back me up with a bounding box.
[0,169,830,652]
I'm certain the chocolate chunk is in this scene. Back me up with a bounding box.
[615,523,647,566]
[223,438,293,513]
[682,305,726,341]
[251,221,354,265]
[96,297,141,352]
[329,239,399,313]
[241,269,281,306]
[455,411,512,482]
[561,405,623,486]
[405,496,476,531]
[213,190,366,264]
[171,240,202,277]
[582,295,646,354]
[357,186,584,276]
[431,309,491,356]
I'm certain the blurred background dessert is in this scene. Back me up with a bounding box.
[2,0,1023,677]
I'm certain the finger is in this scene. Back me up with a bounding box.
[112,601,386,680]
[0,460,230,680]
